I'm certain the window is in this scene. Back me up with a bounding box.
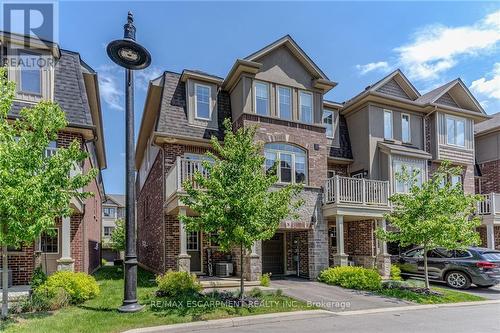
[103,226,115,237]
[195,83,211,120]
[327,170,335,179]
[451,175,462,188]
[187,232,199,251]
[393,159,424,193]
[40,228,58,253]
[264,143,307,184]
[401,114,410,143]
[446,116,465,147]
[405,248,424,258]
[19,51,41,94]
[44,141,57,158]
[323,110,335,138]
[384,110,393,140]
[103,207,115,217]
[277,86,292,120]
[299,91,313,124]
[255,82,269,116]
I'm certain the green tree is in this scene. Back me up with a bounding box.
[180,119,302,297]
[110,218,125,252]
[376,161,482,289]
[0,68,96,317]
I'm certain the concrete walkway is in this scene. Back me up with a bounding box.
[271,278,411,312]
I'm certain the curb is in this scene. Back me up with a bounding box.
[123,310,333,333]
[334,299,500,316]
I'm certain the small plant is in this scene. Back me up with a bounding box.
[155,270,202,298]
[101,258,108,266]
[30,266,48,289]
[260,273,271,287]
[37,271,100,304]
[275,289,283,297]
[249,287,263,298]
[390,265,402,281]
[318,266,382,291]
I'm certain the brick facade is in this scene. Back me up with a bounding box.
[478,225,500,250]
[285,231,309,277]
[477,160,500,194]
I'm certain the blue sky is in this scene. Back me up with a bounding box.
[52,1,500,195]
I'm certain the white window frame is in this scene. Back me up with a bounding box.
[323,110,335,139]
[18,50,43,96]
[103,226,115,237]
[299,91,313,124]
[392,157,426,194]
[401,113,411,143]
[40,228,59,254]
[254,81,270,116]
[264,144,308,185]
[277,85,292,120]
[384,109,393,140]
[445,115,466,147]
[194,83,212,121]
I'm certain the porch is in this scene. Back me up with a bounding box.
[477,193,500,249]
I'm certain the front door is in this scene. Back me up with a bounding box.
[187,231,201,272]
[262,233,284,277]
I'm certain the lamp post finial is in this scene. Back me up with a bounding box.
[124,11,136,41]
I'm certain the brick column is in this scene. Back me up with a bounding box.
[177,207,190,272]
[376,218,391,278]
[332,215,348,267]
[57,216,74,271]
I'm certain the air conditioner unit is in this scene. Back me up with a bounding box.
[215,262,233,277]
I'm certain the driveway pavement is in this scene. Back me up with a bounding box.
[271,278,411,312]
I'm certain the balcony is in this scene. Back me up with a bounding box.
[164,157,209,213]
[477,193,500,223]
[323,176,391,219]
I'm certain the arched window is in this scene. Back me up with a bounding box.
[264,143,307,184]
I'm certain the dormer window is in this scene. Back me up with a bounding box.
[194,83,211,120]
[255,81,269,116]
[323,110,335,138]
[299,91,313,124]
[19,51,42,95]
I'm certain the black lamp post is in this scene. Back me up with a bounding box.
[106,12,151,313]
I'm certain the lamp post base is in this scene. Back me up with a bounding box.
[118,302,144,313]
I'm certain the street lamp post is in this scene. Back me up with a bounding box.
[106,12,151,313]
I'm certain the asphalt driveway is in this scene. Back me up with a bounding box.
[271,278,411,312]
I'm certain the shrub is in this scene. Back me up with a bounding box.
[13,287,70,313]
[260,273,271,287]
[318,266,382,291]
[249,287,263,298]
[156,270,202,298]
[30,266,47,289]
[390,265,402,281]
[101,258,107,266]
[37,271,100,304]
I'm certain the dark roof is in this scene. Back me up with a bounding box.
[416,80,457,104]
[475,112,500,135]
[9,50,93,127]
[106,194,125,207]
[155,72,231,140]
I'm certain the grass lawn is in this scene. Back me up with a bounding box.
[375,286,485,304]
[1,266,313,333]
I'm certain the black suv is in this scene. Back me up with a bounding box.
[398,247,500,289]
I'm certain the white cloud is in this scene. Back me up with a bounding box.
[395,10,500,81]
[135,66,162,91]
[355,61,390,75]
[470,63,500,100]
[98,65,123,111]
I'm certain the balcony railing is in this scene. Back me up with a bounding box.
[165,157,210,199]
[477,193,500,216]
[324,175,390,207]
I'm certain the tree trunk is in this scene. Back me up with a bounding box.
[2,243,8,319]
[239,242,244,300]
[423,248,430,290]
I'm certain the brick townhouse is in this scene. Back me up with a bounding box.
[0,32,106,286]
[101,194,125,262]
[474,113,500,250]
[135,35,489,281]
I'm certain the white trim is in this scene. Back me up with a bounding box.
[445,114,466,148]
[277,85,292,120]
[254,80,270,116]
[401,113,411,143]
[383,109,393,140]
[323,109,335,139]
[194,83,212,121]
[264,144,308,185]
[40,227,59,254]
[299,90,313,124]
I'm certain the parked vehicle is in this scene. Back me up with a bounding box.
[397,247,500,289]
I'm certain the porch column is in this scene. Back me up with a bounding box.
[376,218,391,278]
[244,241,261,281]
[486,223,496,250]
[177,207,190,272]
[332,215,348,267]
[57,216,74,271]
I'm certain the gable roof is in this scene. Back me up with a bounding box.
[106,194,125,207]
[369,69,421,100]
[244,35,331,81]
[475,112,500,136]
[416,79,485,114]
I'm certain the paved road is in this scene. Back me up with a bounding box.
[271,278,411,312]
[439,284,500,300]
[186,303,500,333]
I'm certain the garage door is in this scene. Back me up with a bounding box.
[262,233,284,276]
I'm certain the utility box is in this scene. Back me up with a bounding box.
[215,263,233,277]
